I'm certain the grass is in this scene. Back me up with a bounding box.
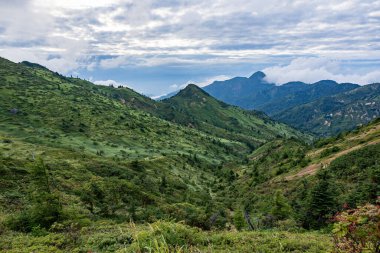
[0,221,332,252]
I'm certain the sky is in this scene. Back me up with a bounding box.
[0,0,379,97]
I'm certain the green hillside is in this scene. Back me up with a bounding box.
[231,118,380,230]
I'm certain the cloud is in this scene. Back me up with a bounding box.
[196,75,232,87]
[264,57,380,85]
[0,0,92,74]
[99,56,129,69]
[0,0,379,94]
[171,75,231,90]
[2,0,379,69]
[94,79,127,87]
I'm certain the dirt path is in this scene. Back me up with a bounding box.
[308,124,380,158]
[285,138,380,180]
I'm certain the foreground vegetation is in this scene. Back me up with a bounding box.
[0,220,331,252]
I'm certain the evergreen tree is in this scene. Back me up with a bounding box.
[29,159,62,229]
[305,170,337,229]
[270,190,292,221]
[233,209,245,231]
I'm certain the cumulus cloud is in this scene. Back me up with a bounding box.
[0,0,379,94]
[0,0,92,74]
[264,57,380,85]
[94,79,127,87]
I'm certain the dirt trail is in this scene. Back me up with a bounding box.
[285,138,380,180]
[308,125,380,158]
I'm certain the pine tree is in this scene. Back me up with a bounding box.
[305,170,337,229]
[29,159,62,229]
[270,190,292,220]
[233,209,245,231]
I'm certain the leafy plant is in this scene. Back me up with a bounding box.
[332,202,380,253]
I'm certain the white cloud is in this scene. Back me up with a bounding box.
[94,79,127,87]
[0,0,379,93]
[196,75,231,87]
[99,56,129,69]
[34,0,123,10]
[170,75,232,90]
[264,57,380,85]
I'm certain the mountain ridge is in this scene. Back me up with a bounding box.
[273,83,380,136]
[157,72,361,117]
[159,83,311,147]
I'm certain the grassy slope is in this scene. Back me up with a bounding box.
[0,221,331,253]
[285,119,380,180]
[0,56,248,223]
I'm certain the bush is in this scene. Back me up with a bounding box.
[130,221,203,252]
[332,202,380,253]
[320,146,341,158]
[6,160,63,232]
[5,211,33,232]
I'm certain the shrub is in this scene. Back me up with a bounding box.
[320,146,341,158]
[332,202,380,253]
[6,160,63,232]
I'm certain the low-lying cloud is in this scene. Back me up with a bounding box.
[94,79,127,87]
[264,58,380,85]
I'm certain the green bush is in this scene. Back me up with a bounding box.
[319,146,341,158]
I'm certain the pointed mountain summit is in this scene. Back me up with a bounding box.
[175,83,211,99]
[249,71,266,80]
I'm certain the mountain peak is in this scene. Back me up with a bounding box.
[20,61,49,71]
[249,71,266,80]
[313,80,338,85]
[175,83,211,98]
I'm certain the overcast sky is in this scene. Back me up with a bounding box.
[0,0,379,96]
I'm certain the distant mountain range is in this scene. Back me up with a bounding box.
[159,71,380,136]
[158,84,310,147]
[273,83,380,136]
[204,72,359,115]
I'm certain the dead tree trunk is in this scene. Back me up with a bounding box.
[244,209,255,230]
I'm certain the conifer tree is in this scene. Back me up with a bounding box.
[305,170,337,229]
